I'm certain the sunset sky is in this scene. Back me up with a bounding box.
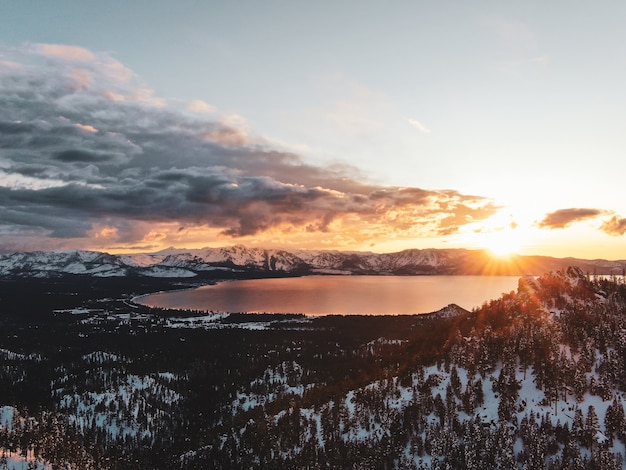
[1,1,625,259]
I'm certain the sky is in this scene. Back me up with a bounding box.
[1,1,625,259]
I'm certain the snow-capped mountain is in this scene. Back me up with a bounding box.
[0,250,129,278]
[0,245,625,279]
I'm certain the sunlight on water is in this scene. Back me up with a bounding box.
[140,275,520,315]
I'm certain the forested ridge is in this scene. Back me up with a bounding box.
[1,268,626,468]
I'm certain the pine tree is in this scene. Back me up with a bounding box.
[585,405,599,449]
[604,398,622,442]
[449,366,461,398]
[572,406,584,445]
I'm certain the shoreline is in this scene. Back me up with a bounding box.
[131,275,518,317]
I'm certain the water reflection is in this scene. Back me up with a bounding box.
[140,275,520,315]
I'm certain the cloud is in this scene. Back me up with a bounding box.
[537,208,605,229]
[407,118,431,134]
[75,123,98,133]
[186,99,215,114]
[35,44,96,61]
[601,216,626,236]
[0,43,499,252]
[0,170,67,191]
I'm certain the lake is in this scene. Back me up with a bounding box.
[138,275,520,315]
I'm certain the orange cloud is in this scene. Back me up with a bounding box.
[537,208,605,229]
[90,225,118,239]
[601,216,626,236]
[75,123,98,133]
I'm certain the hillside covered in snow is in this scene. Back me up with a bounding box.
[1,245,626,279]
[1,267,626,468]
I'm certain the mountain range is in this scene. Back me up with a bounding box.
[1,245,625,278]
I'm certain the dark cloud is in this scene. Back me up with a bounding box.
[54,149,115,163]
[537,208,605,229]
[0,43,499,251]
[1,206,92,238]
[601,216,626,236]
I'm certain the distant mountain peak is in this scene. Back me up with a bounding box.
[0,246,625,279]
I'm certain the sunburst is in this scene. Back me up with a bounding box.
[486,233,520,257]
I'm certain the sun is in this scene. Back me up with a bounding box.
[458,210,527,258]
[484,229,522,257]
[488,238,518,257]
[453,210,530,259]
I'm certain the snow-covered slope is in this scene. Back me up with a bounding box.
[0,246,466,278]
[1,246,625,279]
[0,250,129,278]
[205,267,626,468]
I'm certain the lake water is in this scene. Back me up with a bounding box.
[138,275,520,315]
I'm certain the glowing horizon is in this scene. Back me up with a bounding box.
[1,3,626,260]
